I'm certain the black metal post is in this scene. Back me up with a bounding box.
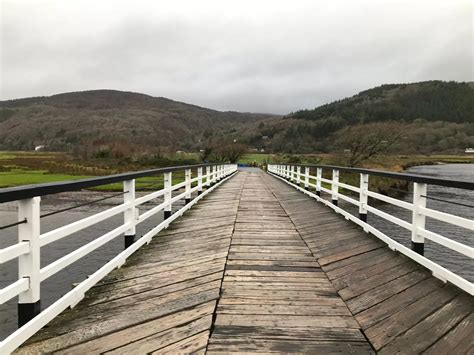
[18,301,41,327]
[124,234,135,249]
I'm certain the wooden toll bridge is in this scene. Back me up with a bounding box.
[0,164,472,354]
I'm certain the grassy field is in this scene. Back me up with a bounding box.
[0,151,189,190]
[0,151,472,190]
[238,153,272,165]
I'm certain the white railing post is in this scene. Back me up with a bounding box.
[123,179,136,249]
[164,172,172,219]
[316,168,322,196]
[197,167,203,195]
[286,165,290,180]
[304,167,310,190]
[212,165,217,184]
[290,166,295,182]
[359,173,369,223]
[17,197,41,327]
[296,166,301,185]
[206,166,211,187]
[185,168,192,204]
[412,182,427,255]
[332,169,339,206]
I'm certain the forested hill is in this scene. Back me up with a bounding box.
[0,90,275,152]
[290,81,474,124]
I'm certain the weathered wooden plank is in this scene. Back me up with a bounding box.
[217,304,352,316]
[378,295,473,354]
[423,313,473,355]
[364,287,458,350]
[347,269,429,314]
[338,261,419,300]
[355,277,441,329]
[106,314,213,354]
[55,302,216,354]
[150,330,210,354]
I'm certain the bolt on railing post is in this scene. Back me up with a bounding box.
[412,182,427,255]
[206,166,211,187]
[185,168,191,204]
[164,172,172,219]
[17,197,41,327]
[123,179,136,249]
[197,167,203,195]
[316,168,322,196]
[359,173,369,223]
[332,169,339,206]
[304,167,310,190]
[296,166,301,185]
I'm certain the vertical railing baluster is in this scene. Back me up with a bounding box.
[304,167,310,190]
[164,172,172,219]
[206,166,211,188]
[332,169,339,206]
[212,165,217,185]
[316,168,322,196]
[412,182,427,255]
[296,166,301,186]
[17,197,41,327]
[197,167,203,195]
[123,179,136,249]
[359,173,369,223]
[185,168,191,204]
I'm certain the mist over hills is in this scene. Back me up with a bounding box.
[0,81,472,154]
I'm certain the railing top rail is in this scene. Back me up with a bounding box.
[276,164,474,190]
[0,163,225,203]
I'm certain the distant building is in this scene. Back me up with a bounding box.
[465,148,474,153]
[35,145,45,151]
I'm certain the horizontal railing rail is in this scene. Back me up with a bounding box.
[0,163,226,203]
[267,164,473,296]
[0,163,237,354]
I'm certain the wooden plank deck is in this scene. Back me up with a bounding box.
[262,173,473,355]
[15,170,472,354]
[207,173,372,354]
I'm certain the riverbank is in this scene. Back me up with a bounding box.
[0,151,472,190]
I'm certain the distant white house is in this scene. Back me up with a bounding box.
[465,148,474,153]
[35,145,45,151]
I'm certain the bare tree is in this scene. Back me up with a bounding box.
[211,142,248,163]
[334,123,402,166]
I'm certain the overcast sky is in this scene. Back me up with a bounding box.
[1,0,472,114]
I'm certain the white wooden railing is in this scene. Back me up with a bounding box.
[268,164,473,295]
[0,163,237,353]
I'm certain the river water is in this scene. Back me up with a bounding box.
[369,164,473,281]
[0,164,472,340]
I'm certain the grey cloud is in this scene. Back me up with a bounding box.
[1,0,472,114]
